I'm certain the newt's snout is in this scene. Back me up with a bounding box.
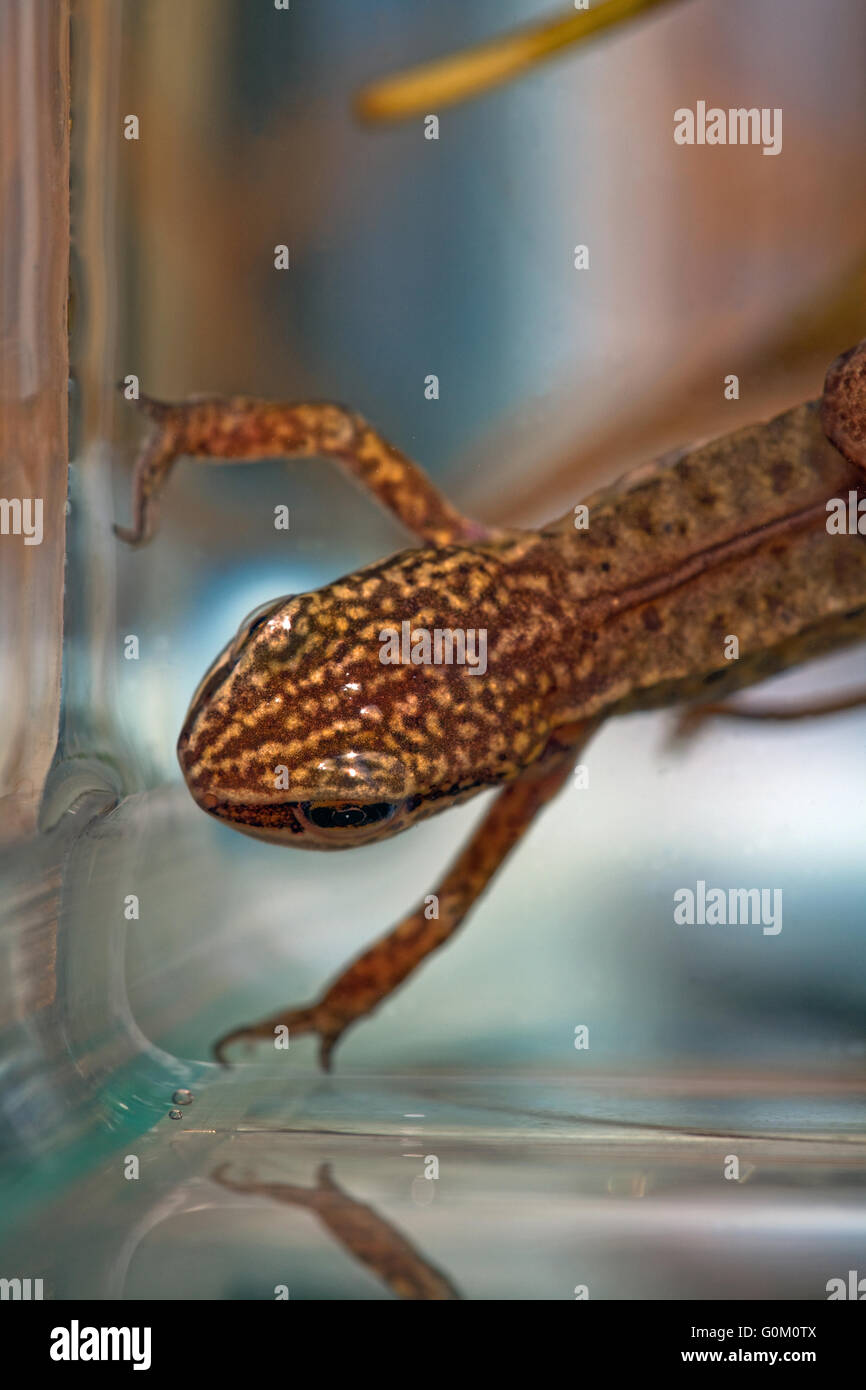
[176,591,419,849]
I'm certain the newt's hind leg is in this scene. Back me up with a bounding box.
[215,721,599,1071]
[115,393,495,547]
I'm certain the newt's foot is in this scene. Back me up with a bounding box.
[213,1000,353,1072]
[113,521,146,547]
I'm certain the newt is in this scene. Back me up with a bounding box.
[117,341,866,1069]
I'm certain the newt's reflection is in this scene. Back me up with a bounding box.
[212,1162,461,1300]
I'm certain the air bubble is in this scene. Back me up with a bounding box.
[172,1089,194,1106]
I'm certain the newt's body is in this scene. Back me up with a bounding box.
[119,344,866,1067]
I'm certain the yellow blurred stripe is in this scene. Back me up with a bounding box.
[357,0,683,123]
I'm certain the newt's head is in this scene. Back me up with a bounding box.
[177,541,553,849]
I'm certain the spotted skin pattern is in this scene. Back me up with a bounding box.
[118,344,866,1069]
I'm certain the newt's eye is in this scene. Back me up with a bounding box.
[232,595,291,657]
[301,801,397,831]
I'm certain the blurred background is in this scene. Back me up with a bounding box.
[1,0,865,1299]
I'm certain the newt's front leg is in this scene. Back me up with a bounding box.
[212,1163,461,1301]
[215,726,598,1071]
[116,393,494,547]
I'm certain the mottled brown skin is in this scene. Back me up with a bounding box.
[212,1163,460,1300]
[118,343,866,1068]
